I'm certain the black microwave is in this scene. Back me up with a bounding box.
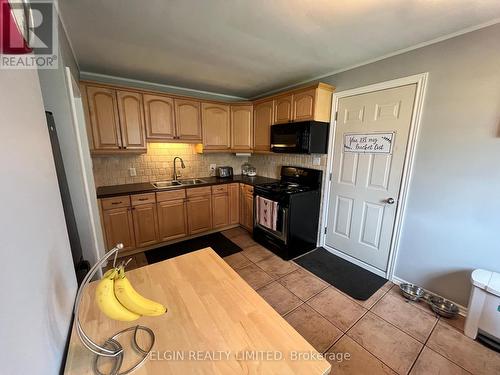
[270,121,329,154]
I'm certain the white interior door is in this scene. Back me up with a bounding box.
[325,84,417,271]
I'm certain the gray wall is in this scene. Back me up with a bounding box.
[38,14,105,266]
[0,69,77,374]
[318,24,500,306]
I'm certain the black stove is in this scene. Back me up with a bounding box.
[253,166,323,260]
[255,182,312,194]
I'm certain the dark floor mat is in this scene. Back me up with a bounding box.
[145,232,242,265]
[294,247,387,301]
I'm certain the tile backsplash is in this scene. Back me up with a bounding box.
[91,143,328,187]
[92,143,246,187]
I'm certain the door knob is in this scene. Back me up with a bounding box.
[386,198,395,204]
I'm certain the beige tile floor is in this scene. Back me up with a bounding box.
[113,228,500,375]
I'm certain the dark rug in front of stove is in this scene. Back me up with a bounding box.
[145,232,242,265]
[294,247,387,301]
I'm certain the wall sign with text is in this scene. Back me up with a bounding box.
[343,132,394,154]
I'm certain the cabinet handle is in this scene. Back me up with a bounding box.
[138,198,148,201]
[111,202,122,205]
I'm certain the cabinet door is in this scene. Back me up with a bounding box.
[239,184,254,232]
[131,203,158,247]
[86,86,121,150]
[228,183,240,225]
[102,207,135,251]
[144,94,175,140]
[253,100,273,152]
[243,192,254,232]
[157,199,188,242]
[230,105,253,151]
[212,193,229,229]
[201,103,230,150]
[274,94,293,124]
[175,99,202,141]
[187,195,213,234]
[293,88,316,121]
[117,90,147,150]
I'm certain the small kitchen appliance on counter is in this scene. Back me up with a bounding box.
[216,166,233,178]
[253,166,322,260]
[241,162,256,176]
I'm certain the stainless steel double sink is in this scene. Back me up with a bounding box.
[152,179,207,189]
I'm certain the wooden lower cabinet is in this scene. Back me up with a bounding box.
[228,183,240,224]
[212,192,229,229]
[187,195,213,234]
[240,184,254,232]
[100,184,250,254]
[157,199,188,241]
[102,206,135,251]
[131,203,159,248]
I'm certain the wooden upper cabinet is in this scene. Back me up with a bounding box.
[143,94,175,140]
[253,100,273,152]
[175,99,202,141]
[202,103,230,150]
[274,94,293,124]
[293,88,316,121]
[86,85,121,150]
[230,105,253,151]
[116,90,147,150]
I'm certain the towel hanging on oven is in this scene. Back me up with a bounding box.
[256,196,278,231]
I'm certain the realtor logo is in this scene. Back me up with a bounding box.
[0,0,58,69]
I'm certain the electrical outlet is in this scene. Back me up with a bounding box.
[209,164,216,176]
[129,167,137,177]
[312,156,321,166]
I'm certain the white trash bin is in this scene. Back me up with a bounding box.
[464,269,500,345]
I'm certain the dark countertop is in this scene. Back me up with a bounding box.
[96,175,279,199]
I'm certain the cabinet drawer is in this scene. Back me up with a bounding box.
[101,195,130,210]
[131,193,156,206]
[211,185,228,194]
[240,184,254,194]
[156,189,186,202]
[186,186,212,197]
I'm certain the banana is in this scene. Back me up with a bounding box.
[95,268,140,321]
[114,266,167,316]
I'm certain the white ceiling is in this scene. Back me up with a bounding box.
[58,0,500,98]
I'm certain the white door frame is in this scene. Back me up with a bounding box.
[320,73,428,279]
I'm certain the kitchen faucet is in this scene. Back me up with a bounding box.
[173,157,185,181]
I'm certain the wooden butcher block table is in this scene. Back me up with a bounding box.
[64,248,331,374]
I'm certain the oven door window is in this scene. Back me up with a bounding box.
[255,197,287,242]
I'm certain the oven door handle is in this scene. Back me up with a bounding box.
[271,144,296,148]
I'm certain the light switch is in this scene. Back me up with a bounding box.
[129,167,137,177]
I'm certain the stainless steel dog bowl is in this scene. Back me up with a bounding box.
[399,283,426,301]
[428,296,459,318]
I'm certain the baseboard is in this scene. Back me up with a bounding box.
[391,276,468,316]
